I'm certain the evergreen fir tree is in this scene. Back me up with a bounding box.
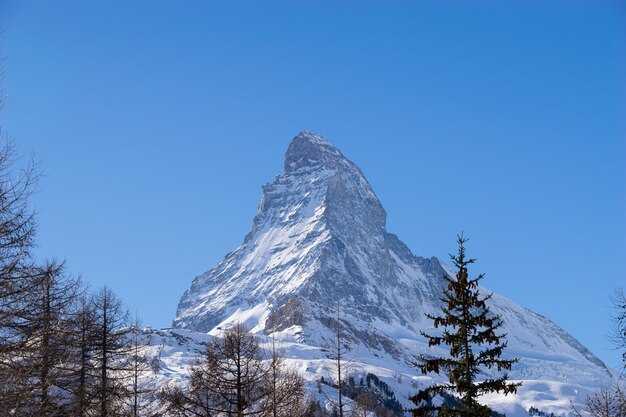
[410,235,521,417]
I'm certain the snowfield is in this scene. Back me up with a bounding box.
[143,326,611,417]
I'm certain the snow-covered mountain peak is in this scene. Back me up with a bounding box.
[252,131,385,246]
[176,132,392,334]
[285,131,355,174]
[173,133,613,416]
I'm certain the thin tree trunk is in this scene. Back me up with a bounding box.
[78,318,88,417]
[237,336,243,417]
[133,327,139,417]
[39,274,51,417]
[272,337,278,417]
[101,294,108,417]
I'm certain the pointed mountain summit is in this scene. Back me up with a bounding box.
[174,132,610,393]
[284,131,354,172]
[174,131,404,343]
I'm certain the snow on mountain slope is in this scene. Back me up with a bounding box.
[170,132,614,416]
[147,326,605,417]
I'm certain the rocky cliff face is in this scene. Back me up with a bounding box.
[174,131,610,386]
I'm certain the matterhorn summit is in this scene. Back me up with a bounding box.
[174,131,445,354]
[173,132,612,416]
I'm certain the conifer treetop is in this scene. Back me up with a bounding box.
[410,234,521,417]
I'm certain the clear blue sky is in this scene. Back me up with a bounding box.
[1,1,624,368]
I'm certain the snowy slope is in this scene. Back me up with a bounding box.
[147,325,606,417]
[169,132,614,416]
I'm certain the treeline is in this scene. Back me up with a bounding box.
[0,142,155,416]
[319,373,404,417]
